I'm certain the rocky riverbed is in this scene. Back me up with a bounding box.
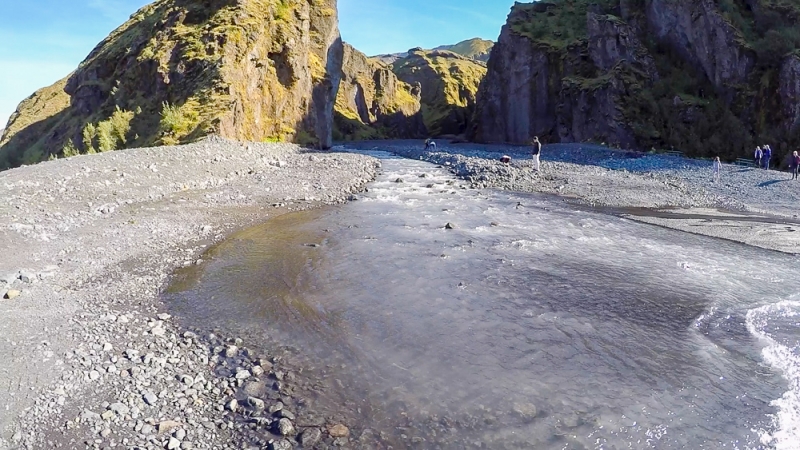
[4,137,800,450]
[344,140,800,254]
[0,137,377,449]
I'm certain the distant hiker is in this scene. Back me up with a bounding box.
[754,146,763,168]
[792,151,800,180]
[531,136,542,172]
[500,155,512,164]
[764,145,772,170]
[713,156,721,182]
[424,138,436,150]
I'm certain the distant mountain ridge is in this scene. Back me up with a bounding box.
[434,38,494,62]
[372,37,494,64]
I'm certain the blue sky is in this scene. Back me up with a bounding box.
[0,0,517,128]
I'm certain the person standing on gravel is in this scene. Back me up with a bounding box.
[424,138,436,151]
[792,151,800,180]
[755,146,763,168]
[531,136,542,172]
[713,157,721,182]
[764,145,772,170]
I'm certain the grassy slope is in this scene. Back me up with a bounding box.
[0,0,317,169]
[435,38,494,62]
[0,77,72,166]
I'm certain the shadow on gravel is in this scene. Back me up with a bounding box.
[759,179,789,188]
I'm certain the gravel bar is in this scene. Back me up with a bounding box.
[0,137,378,449]
[343,140,800,253]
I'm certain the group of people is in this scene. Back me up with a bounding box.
[754,145,800,180]
[423,137,800,183]
[754,145,773,170]
[714,145,800,182]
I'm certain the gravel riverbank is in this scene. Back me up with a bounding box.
[343,140,800,254]
[0,138,377,449]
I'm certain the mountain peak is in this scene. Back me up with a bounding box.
[371,38,495,65]
[433,38,494,62]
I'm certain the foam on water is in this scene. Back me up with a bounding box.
[746,300,800,449]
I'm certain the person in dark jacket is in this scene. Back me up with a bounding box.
[764,145,772,170]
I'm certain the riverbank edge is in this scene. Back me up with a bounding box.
[0,139,379,449]
[341,140,800,254]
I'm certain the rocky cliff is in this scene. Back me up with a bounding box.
[0,0,344,170]
[392,48,487,136]
[334,44,426,140]
[473,0,800,161]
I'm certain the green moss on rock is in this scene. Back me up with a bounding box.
[392,49,486,136]
[334,43,426,141]
[0,0,343,170]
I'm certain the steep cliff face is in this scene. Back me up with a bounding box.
[0,0,343,170]
[392,49,486,136]
[471,34,555,144]
[586,12,657,77]
[473,0,800,160]
[334,43,426,140]
[645,0,753,95]
[780,55,800,133]
[474,4,652,146]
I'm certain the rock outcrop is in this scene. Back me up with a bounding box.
[334,44,426,140]
[473,0,800,161]
[392,49,487,136]
[586,12,657,78]
[0,0,344,170]
[645,0,753,95]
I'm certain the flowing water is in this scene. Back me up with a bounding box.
[166,150,800,449]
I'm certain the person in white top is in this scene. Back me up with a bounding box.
[713,156,721,182]
[754,146,762,168]
[531,136,542,172]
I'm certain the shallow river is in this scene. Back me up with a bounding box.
[167,150,800,449]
